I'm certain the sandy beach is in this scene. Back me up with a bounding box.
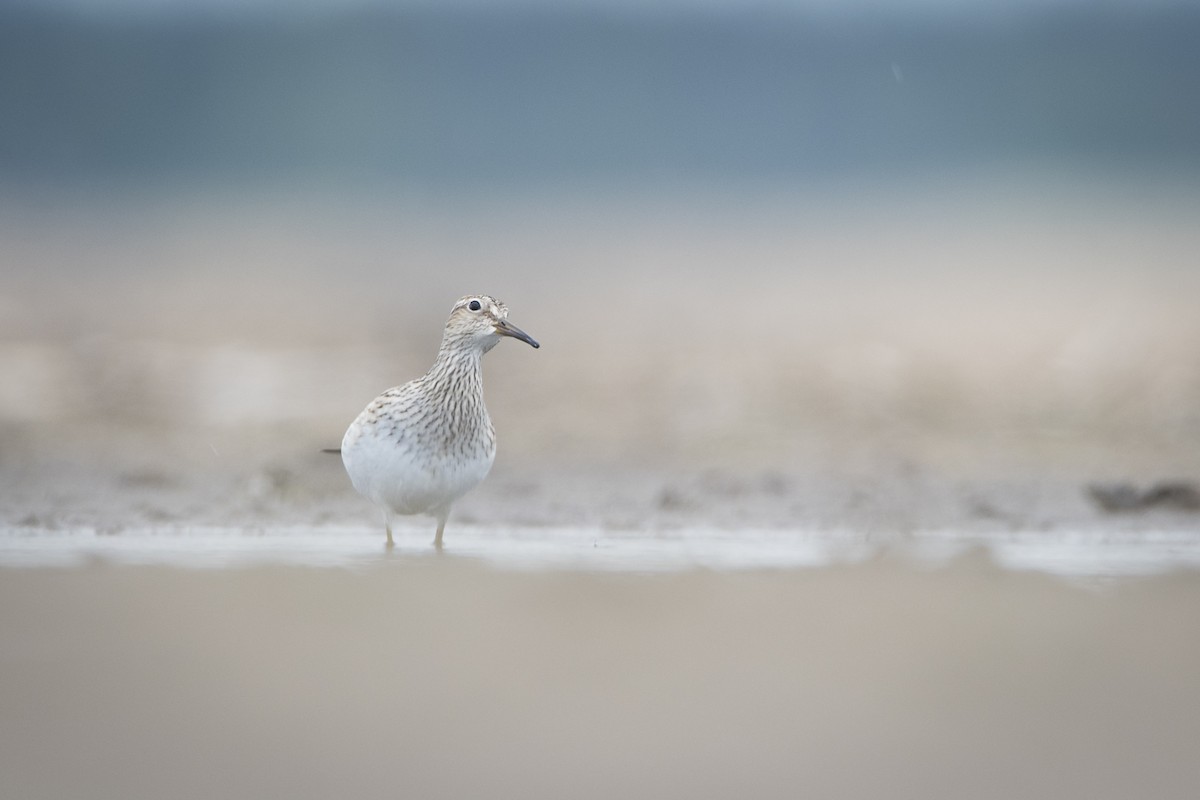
[2,176,1200,798]
[4,177,1200,536]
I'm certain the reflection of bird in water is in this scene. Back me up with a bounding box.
[335,295,539,549]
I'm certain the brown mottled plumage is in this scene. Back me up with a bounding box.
[340,295,539,548]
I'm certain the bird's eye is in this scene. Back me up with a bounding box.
[468,300,482,311]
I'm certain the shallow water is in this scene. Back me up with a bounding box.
[4,554,1200,800]
[4,525,1199,579]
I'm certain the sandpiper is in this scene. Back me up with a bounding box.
[339,295,539,548]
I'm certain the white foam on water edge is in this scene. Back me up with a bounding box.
[2,525,1199,579]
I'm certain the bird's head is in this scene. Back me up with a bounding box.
[445,295,540,352]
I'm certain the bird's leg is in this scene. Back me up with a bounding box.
[383,511,395,550]
[433,510,448,551]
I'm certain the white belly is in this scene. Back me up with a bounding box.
[341,413,495,517]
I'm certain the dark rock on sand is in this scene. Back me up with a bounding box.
[1088,481,1200,513]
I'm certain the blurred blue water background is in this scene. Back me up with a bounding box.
[3,1,1199,192]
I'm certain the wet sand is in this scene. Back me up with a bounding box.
[2,560,1199,799]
